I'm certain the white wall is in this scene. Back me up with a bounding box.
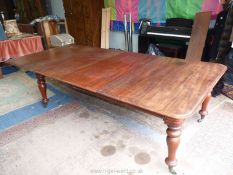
[109,31,139,52]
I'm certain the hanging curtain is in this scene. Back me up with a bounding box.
[166,0,203,19]
[139,0,166,23]
[116,0,139,22]
[201,0,223,18]
[104,0,116,20]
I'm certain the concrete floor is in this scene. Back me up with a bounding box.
[0,82,233,175]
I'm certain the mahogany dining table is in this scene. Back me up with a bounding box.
[6,45,226,174]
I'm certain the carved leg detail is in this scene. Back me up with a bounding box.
[164,119,183,174]
[198,92,211,122]
[36,73,49,107]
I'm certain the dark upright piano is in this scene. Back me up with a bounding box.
[138,18,193,58]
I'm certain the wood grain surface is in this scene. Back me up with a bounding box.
[6,45,227,119]
[186,11,211,61]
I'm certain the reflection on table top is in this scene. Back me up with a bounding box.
[7,45,227,119]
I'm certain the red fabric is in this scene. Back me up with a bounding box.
[0,36,43,62]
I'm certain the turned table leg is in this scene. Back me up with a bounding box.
[198,92,212,122]
[36,73,49,107]
[164,118,183,175]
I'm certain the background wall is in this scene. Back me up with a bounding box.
[48,0,135,52]
[47,0,219,53]
[46,0,65,19]
[109,31,138,52]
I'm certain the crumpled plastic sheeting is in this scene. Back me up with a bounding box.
[30,15,61,25]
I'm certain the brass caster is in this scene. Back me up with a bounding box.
[197,116,204,123]
[169,166,177,175]
[42,99,49,108]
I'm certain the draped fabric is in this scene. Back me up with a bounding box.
[0,36,43,62]
[104,0,117,20]
[139,0,166,23]
[116,0,139,22]
[201,0,223,18]
[166,0,203,19]
[104,0,222,31]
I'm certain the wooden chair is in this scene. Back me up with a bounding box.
[17,23,35,34]
[37,20,59,49]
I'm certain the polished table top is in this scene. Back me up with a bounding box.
[6,45,226,119]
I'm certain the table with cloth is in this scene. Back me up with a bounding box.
[0,35,44,78]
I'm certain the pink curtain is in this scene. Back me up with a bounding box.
[116,0,139,22]
[202,0,223,18]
